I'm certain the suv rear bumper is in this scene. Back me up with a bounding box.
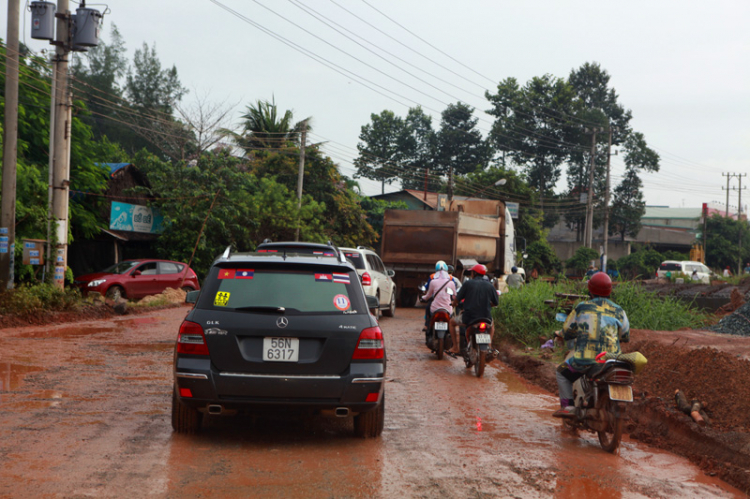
[174,358,385,413]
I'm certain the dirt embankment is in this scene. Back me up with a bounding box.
[498,329,750,492]
[0,288,187,329]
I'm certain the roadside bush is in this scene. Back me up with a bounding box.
[0,284,81,316]
[524,239,562,275]
[493,280,585,346]
[612,281,709,330]
[566,247,599,275]
[494,280,709,346]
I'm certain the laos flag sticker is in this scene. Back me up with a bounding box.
[236,269,254,279]
[333,294,350,311]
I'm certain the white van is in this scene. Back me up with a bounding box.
[657,260,712,283]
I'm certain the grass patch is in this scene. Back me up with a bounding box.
[0,283,82,316]
[493,279,710,346]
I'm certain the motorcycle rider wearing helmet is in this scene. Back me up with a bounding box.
[553,272,630,418]
[421,261,457,337]
[455,264,499,355]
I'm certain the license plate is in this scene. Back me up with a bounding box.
[262,337,299,362]
[608,384,633,402]
[475,333,491,344]
[434,322,448,331]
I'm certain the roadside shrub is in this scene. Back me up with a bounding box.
[612,281,709,330]
[0,284,81,316]
[494,280,709,346]
[493,280,585,346]
[566,247,599,275]
[524,239,562,275]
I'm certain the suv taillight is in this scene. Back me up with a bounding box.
[352,327,384,359]
[361,272,372,286]
[177,321,209,355]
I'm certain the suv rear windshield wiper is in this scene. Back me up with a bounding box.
[232,306,287,314]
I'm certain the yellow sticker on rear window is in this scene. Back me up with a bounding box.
[214,291,230,307]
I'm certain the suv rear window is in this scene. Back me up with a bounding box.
[343,252,366,270]
[660,263,682,271]
[202,267,365,314]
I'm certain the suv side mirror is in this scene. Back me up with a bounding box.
[386,269,395,277]
[133,270,142,277]
[186,290,201,304]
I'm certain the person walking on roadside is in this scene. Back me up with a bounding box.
[506,266,524,289]
[724,266,732,278]
[552,272,630,418]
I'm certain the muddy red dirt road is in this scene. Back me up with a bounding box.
[0,306,743,498]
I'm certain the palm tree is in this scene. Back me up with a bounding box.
[225,97,310,156]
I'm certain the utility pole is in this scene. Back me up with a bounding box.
[583,127,603,248]
[50,0,72,289]
[0,0,20,289]
[448,164,454,202]
[722,173,735,217]
[294,120,308,242]
[602,127,615,273]
[734,174,747,275]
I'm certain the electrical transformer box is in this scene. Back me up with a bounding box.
[30,1,56,41]
[72,8,102,47]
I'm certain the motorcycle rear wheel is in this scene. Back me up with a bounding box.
[474,349,485,378]
[597,395,623,453]
[436,337,444,360]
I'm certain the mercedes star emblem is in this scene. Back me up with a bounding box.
[276,317,289,328]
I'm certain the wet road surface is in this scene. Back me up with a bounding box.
[0,306,743,497]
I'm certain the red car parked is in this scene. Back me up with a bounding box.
[74,259,200,301]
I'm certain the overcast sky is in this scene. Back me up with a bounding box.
[7,0,749,212]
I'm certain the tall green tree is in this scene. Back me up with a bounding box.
[486,75,578,215]
[400,107,437,190]
[436,102,489,182]
[354,110,408,193]
[705,215,750,272]
[609,132,660,240]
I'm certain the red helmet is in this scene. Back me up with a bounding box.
[471,264,487,276]
[588,272,612,297]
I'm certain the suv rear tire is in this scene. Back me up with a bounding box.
[172,388,203,434]
[354,395,385,438]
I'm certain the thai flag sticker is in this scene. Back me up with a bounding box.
[332,273,350,284]
[236,269,254,279]
[315,273,333,282]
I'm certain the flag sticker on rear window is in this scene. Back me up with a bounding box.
[214,291,230,307]
[333,294,350,311]
[218,269,235,279]
[315,273,333,282]
[236,269,254,279]
[332,273,350,284]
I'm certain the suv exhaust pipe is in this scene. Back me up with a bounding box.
[207,404,224,415]
[335,407,350,417]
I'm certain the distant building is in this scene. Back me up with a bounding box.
[68,163,158,276]
[370,189,439,210]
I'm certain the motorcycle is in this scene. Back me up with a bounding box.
[420,285,455,360]
[461,317,493,378]
[554,312,645,453]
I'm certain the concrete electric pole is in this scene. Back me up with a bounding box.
[0,0,21,289]
[734,174,747,275]
[583,127,603,248]
[295,120,308,242]
[50,0,73,289]
[602,127,615,273]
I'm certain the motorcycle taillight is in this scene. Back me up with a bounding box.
[478,322,487,332]
[605,368,634,385]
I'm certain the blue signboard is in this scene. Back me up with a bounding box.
[110,202,164,234]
